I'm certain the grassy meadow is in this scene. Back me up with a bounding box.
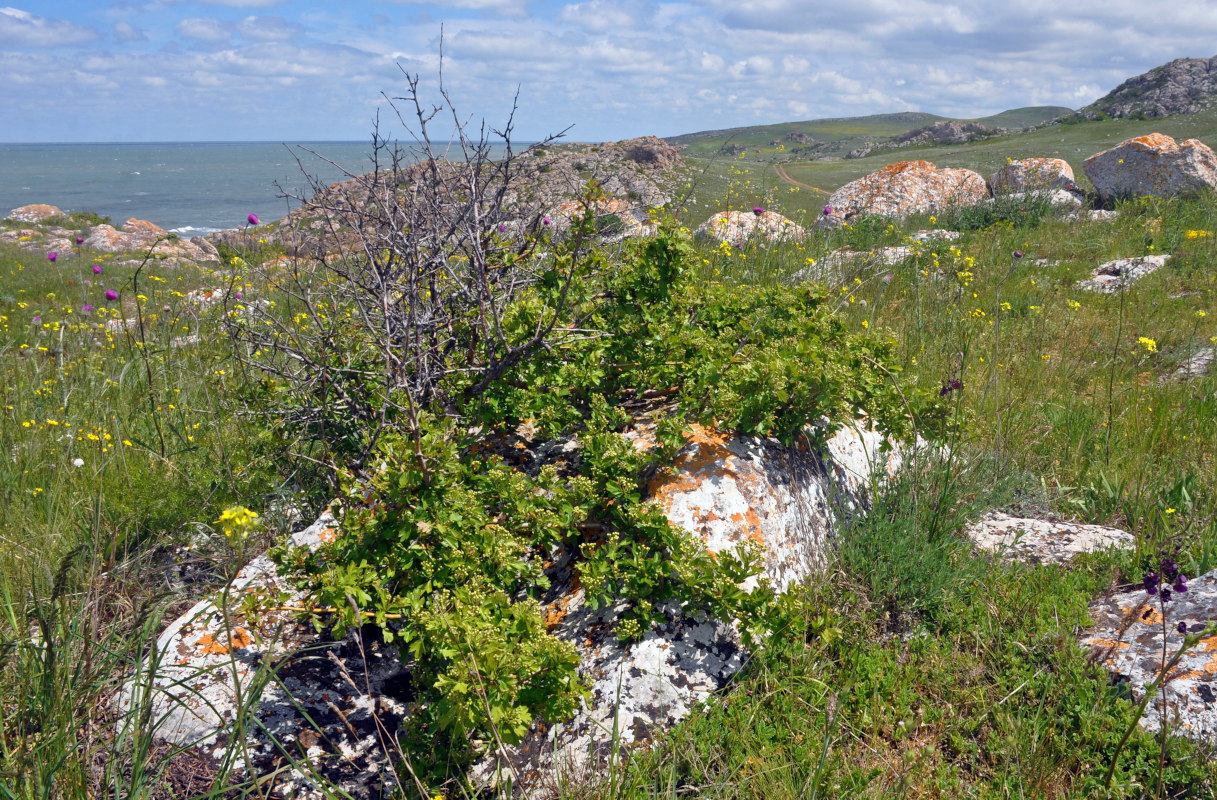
[3,115,1217,797]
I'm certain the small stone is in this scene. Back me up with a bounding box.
[966,512,1133,565]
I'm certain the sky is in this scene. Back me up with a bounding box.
[2,1,1217,144]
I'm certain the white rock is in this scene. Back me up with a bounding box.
[966,512,1133,565]
[1076,254,1171,293]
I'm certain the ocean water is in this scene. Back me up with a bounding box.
[0,141,503,235]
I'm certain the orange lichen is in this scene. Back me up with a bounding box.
[1130,133,1175,149]
[196,633,229,655]
[1086,637,1131,650]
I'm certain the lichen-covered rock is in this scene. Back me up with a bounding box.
[910,229,961,243]
[132,421,909,797]
[83,220,219,263]
[1085,569,1217,739]
[966,512,1133,565]
[1174,348,1215,380]
[1076,254,1171,293]
[822,161,988,222]
[6,204,63,223]
[1084,133,1217,202]
[475,422,906,791]
[989,158,1076,196]
[695,210,804,246]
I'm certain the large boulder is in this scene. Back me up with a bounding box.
[695,209,805,246]
[1083,133,1217,202]
[126,421,909,797]
[989,158,1077,196]
[1085,568,1217,740]
[6,203,63,223]
[823,160,988,222]
[84,219,219,263]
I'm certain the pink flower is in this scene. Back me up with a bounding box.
[247,214,259,226]
[752,206,764,216]
[233,292,242,300]
[92,264,102,274]
[82,304,93,313]
[542,216,551,226]
[105,289,118,301]
[822,206,832,216]
[47,252,57,262]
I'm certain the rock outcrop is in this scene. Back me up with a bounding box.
[822,161,988,221]
[1083,134,1217,201]
[84,219,220,263]
[1079,55,1217,120]
[695,209,805,246]
[1086,569,1217,740]
[989,158,1077,196]
[1076,254,1171,293]
[128,420,909,797]
[896,120,998,146]
[966,513,1133,566]
[6,204,64,223]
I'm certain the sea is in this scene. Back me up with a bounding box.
[0,141,509,236]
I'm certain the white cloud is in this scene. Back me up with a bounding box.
[0,6,99,47]
[175,17,233,42]
[113,21,147,43]
[237,15,303,41]
[559,0,640,33]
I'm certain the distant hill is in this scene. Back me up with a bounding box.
[665,107,1070,160]
[1079,55,1217,120]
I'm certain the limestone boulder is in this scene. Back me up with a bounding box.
[129,420,910,797]
[1083,133,1217,202]
[1076,254,1171,293]
[83,220,219,263]
[989,158,1077,196]
[6,204,63,223]
[1086,569,1217,740]
[966,512,1133,565]
[695,209,805,246]
[822,161,988,222]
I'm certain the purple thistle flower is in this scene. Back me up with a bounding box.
[752,206,765,216]
[1179,620,1189,634]
[47,252,57,262]
[499,223,508,233]
[233,292,242,300]
[76,236,83,244]
[543,216,551,226]
[92,264,102,274]
[247,214,259,226]
[1013,250,1024,259]
[882,273,894,283]
[32,315,41,324]
[822,205,833,216]
[105,289,118,301]
[82,304,93,313]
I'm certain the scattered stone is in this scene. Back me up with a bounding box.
[1076,254,1171,293]
[1002,188,1085,208]
[822,161,988,222]
[1084,133,1217,202]
[966,512,1133,565]
[1174,348,1215,379]
[1085,569,1217,740]
[695,210,805,246]
[989,158,1077,196]
[6,204,63,223]
[909,229,961,242]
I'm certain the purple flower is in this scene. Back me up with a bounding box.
[882,273,894,283]
[543,216,551,226]
[1161,587,1173,602]
[92,264,102,274]
[1174,574,1188,594]
[822,205,832,216]
[752,206,765,216]
[233,292,242,300]
[47,252,57,262]
[32,315,41,324]
[81,304,93,313]
[1179,620,1189,634]
[1162,557,1179,581]
[939,379,962,397]
[247,214,260,226]
[1013,250,1024,259]
[1144,570,1160,595]
[76,236,83,244]
[105,289,118,301]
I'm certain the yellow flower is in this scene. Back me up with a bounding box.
[1166,508,1177,514]
[217,506,260,544]
[861,319,869,329]
[1138,336,1157,353]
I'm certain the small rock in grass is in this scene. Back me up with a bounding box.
[1076,254,1171,293]
[966,512,1133,566]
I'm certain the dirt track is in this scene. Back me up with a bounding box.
[772,164,830,196]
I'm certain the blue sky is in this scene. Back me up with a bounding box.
[3,0,1217,143]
